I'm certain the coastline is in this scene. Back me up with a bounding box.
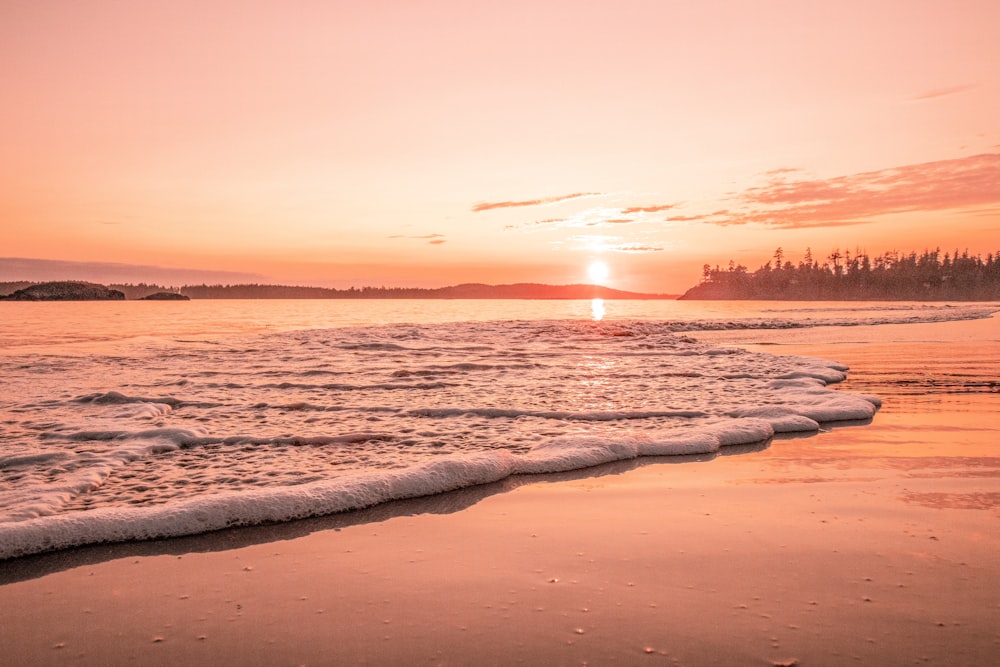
[1,316,998,665]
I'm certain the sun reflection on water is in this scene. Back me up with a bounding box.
[591,298,605,321]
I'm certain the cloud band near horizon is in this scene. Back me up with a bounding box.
[714,152,1000,229]
[472,192,603,212]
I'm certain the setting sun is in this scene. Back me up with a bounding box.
[587,260,609,284]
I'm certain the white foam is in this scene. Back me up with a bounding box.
[1,419,789,560]
[0,317,891,560]
[0,405,860,561]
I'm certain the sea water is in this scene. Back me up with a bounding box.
[1,300,996,560]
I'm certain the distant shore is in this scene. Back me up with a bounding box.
[682,248,1000,301]
[0,280,677,301]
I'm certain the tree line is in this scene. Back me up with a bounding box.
[681,247,1000,300]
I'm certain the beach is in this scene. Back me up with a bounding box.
[1,314,998,666]
[6,0,1000,663]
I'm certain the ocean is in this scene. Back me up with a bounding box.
[1,299,997,560]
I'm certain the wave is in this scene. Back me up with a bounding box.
[0,406,882,561]
[0,312,935,560]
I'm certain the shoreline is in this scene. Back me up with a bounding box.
[2,316,998,665]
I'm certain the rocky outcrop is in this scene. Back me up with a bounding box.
[0,281,126,301]
[139,292,190,301]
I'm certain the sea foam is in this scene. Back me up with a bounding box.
[0,317,892,560]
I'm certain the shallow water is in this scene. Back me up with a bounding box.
[2,298,995,352]
[0,300,996,559]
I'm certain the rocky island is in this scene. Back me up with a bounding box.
[0,281,126,301]
[139,292,190,301]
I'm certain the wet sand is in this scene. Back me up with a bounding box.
[2,316,998,666]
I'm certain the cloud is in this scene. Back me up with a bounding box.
[710,153,1000,229]
[621,203,680,214]
[911,83,977,101]
[472,192,603,212]
[388,233,447,244]
[561,235,664,254]
[499,199,687,231]
[751,218,874,229]
[610,243,665,253]
[505,208,634,231]
[561,208,637,228]
[665,214,712,222]
[0,258,268,285]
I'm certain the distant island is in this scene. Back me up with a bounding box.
[139,292,191,301]
[0,280,675,301]
[0,281,125,301]
[680,248,1000,301]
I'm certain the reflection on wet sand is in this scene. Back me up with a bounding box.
[900,491,1000,511]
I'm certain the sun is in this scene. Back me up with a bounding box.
[588,260,609,284]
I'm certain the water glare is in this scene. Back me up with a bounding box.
[591,298,606,321]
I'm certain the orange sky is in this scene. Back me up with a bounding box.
[2,0,999,293]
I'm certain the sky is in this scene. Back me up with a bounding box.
[2,0,999,293]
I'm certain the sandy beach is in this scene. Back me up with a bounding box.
[2,316,998,666]
[6,0,999,663]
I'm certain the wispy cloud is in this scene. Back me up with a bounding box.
[472,192,603,212]
[611,243,665,252]
[387,233,447,245]
[504,208,632,231]
[550,208,638,229]
[911,83,977,101]
[666,214,713,222]
[512,206,687,231]
[709,153,1000,229]
[621,203,680,214]
[488,194,685,232]
[0,258,267,284]
[966,206,1000,218]
[559,235,665,254]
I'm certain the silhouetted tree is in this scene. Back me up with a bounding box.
[681,247,1000,300]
